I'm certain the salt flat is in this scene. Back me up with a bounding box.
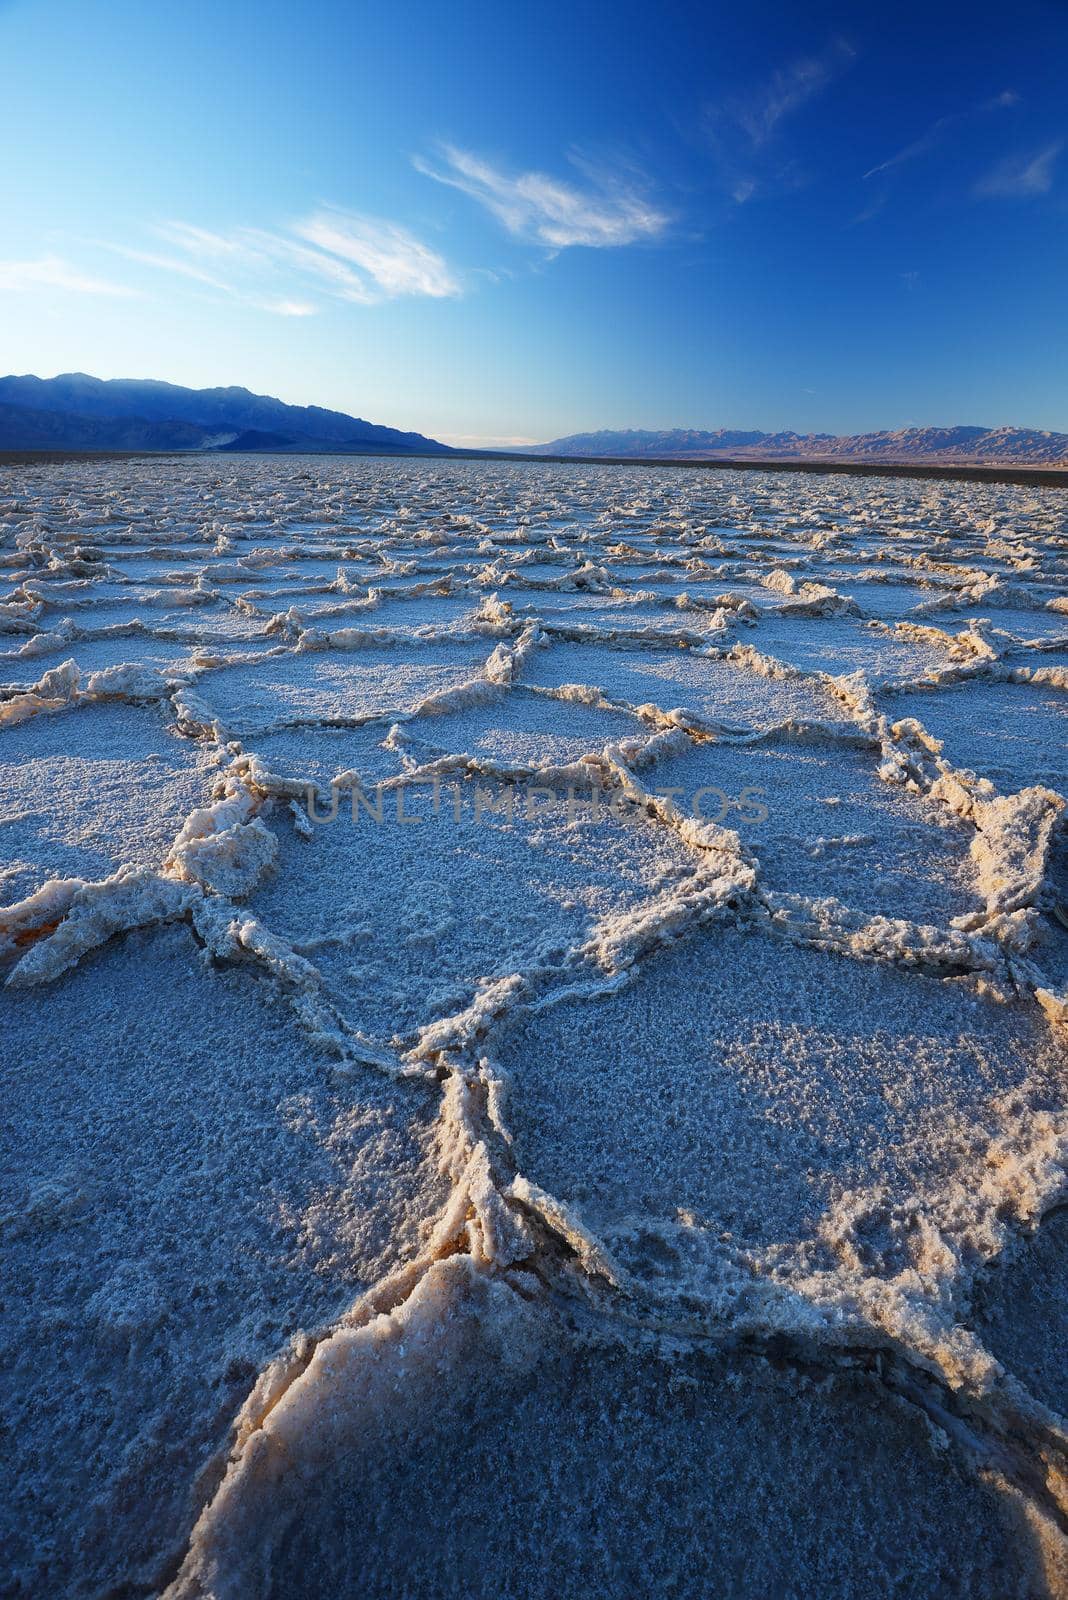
[0,456,1066,1598]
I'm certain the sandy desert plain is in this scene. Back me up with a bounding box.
[1,454,1066,1598]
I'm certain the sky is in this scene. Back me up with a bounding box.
[0,0,1065,444]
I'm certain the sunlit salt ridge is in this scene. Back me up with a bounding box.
[0,456,1066,1597]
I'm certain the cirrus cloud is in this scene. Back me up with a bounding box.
[863,90,1020,182]
[732,37,857,149]
[413,143,669,249]
[703,37,856,205]
[0,255,140,296]
[96,210,463,314]
[293,210,460,297]
[974,141,1062,198]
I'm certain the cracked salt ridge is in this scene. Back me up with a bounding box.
[491,921,1068,1293]
[917,605,1068,648]
[2,601,247,640]
[647,734,985,923]
[272,592,478,630]
[0,922,447,1599]
[0,633,196,685]
[504,592,691,629]
[238,723,407,791]
[34,603,276,640]
[165,1262,1052,1600]
[746,612,962,677]
[245,774,700,1047]
[398,684,647,770]
[515,634,848,722]
[184,637,493,736]
[805,575,947,618]
[878,677,1067,794]
[0,699,218,902]
[97,554,223,580]
[7,583,231,616]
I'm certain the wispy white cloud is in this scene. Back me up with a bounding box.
[863,89,1019,181]
[144,210,460,308]
[294,210,460,297]
[703,38,854,204]
[974,140,1062,198]
[106,244,232,290]
[239,232,377,304]
[256,297,318,317]
[129,233,323,315]
[0,255,139,296]
[731,37,856,148]
[414,144,668,249]
[155,222,249,258]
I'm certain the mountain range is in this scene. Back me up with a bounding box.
[531,426,1068,466]
[1,374,1065,467]
[0,373,453,455]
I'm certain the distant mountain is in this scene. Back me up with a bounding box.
[0,373,453,455]
[0,401,215,453]
[531,425,1068,466]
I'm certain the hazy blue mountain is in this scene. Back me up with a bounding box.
[0,401,214,452]
[0,373,453,454]
[532,425,1068,465]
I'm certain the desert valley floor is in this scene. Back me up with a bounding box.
[1,455,1066,1598]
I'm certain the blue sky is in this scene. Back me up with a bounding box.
[1,0,1065,442]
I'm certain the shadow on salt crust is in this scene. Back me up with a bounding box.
[1033,836,1068,988]
[0,924,446,1598]
[168,1265,1046,1600]
[969,1207,1068,1422]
